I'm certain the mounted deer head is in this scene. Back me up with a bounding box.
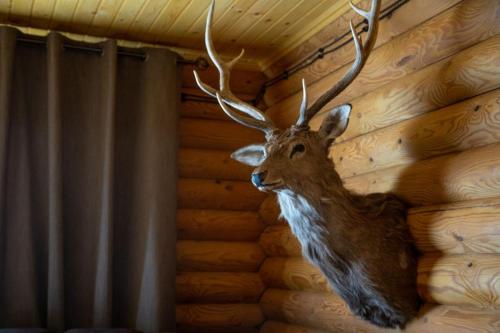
[194,0,420,328]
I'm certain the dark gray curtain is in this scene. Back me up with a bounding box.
[0,27,178,332]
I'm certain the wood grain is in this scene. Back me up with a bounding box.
[261,289,500,333]
[176,303,264,328]
[177,209,264,241]
[344,142,500,207]
[177,241,265,272]
[409,197,500,254]
[268,0,500,128]
[181,101,228,121]
[182,65,265,95]
[176,272,265,303]
[180,118,263,151]
[332,87,500,178]
[259,225,301,257]
[260,289,386,333]
[178,148,253,181]
[177,178,266,211]
[259,194,285,226]
[324,35,500,144]
[260,321,329,333]
[418,254,500,308]
[264,0,461,105]
[259,257,329,293]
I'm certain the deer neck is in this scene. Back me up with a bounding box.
[275,166,357,257]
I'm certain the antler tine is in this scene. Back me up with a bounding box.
[296,79,308,127]
[193,0,276,134]
[296,0,380,127]
[216,93,276,139]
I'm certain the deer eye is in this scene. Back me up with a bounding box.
[290,143,305,158]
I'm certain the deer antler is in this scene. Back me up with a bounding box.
[194,0,277,138]
[296,0,380,127]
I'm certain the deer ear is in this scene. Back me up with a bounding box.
[318,104,352,145]
[231,144,266,166]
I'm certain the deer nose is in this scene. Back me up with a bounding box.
[251,171,267,187]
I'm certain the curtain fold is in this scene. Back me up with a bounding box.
[0,27,179,333]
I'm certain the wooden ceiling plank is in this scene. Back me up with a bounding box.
[239,1,304,44]
[0,0,10,21]
[220,0,281,45]
[86,0,128,37]
[147,0,192,43]
[123,0,167,37]
[103,0,145,37]
[9,0,34,21]
[161,0,211,44]
[213,0,257,43]
[252,0,326,48]
[183,0,233,43]
[257,0,364,68]
[49,0,80,31]
[29,0,56,29]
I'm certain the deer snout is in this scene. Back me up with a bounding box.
[251,170,267,187]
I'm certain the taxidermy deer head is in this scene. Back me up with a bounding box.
[194,0,420,328]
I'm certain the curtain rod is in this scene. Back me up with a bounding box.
[15,35,209,69]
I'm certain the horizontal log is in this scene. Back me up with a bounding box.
[325,34,500,143]
[259,257,329,293]
[333,87,500,178]
[178,327,258,333]
[177,241,265,272]
[176,272,264,303]
[260,197,500,256]
[260,289,385,333]
[178,148,252,181]
[259,225,301,257]
[179,118,263,150]
[268,0,500,128]
[264,0,461,105]
[260,321,329,333]
[408,197,500,254]
[178,178,266,211]
[182,65,265,95]
[344,142,500,207]
[261,289,500,333]
[181,101,227,121]
[177,209,263,241]
[405,303,500,333]
[176,303,264,328]
[418,254,500,308]
[259,194,285,225]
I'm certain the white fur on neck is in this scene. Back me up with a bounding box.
[277,189,332,262]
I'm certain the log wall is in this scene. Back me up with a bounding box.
[176,67,267,332]
[258,0,500,331]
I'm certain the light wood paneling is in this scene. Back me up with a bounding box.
[327,34,500,145]
[409,197,500,255]
[333,87,500,179]
[343,142,500,207]
[0,0,367,68]
[264,0,461,104]
[261,289,500,333]
[269,0,500,128]
[418,254,500,308]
